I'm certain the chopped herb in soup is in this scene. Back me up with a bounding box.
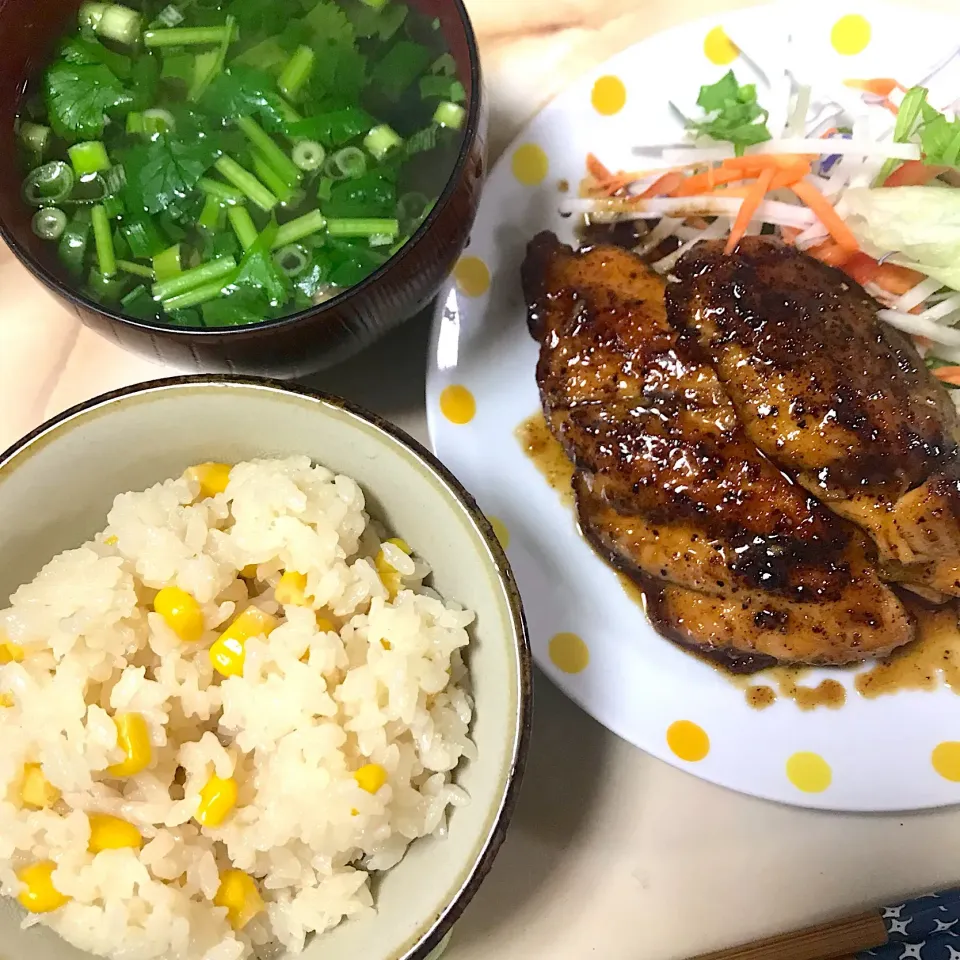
[16,0,467,327]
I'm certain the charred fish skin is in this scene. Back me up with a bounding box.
[522,231,915,670]
[668,236,960,593]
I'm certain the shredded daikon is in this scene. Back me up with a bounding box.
[878,309,960,345]
[896,277,946,313]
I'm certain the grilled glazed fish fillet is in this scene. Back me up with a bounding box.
[522,231,914,670]
[667,237,960,600]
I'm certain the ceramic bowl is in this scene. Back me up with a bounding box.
[0,376,531,960]
[0,0,485,378]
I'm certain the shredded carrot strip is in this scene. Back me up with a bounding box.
[671,168,746,196]
[934,366,960,385]
[768,161,813,191]
[586,153,614,182]
[790,180,859,252]
[708,186,753,198]
[721,154,809,173]
[843,78,905,97]
[880,98,900,116]
[884,160,949,187]
[819,127,839,140]
[808,240,854,268]
[842,254,927,297]
[725,168,775,255]
[637,170,687,198]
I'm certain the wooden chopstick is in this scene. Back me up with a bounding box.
[688,910,888,960]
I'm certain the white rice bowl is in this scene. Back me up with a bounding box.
[0,456,476,960]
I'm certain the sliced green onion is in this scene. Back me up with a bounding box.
[358,0,388,8]
[126,112,145,135]
[214,156,278,212]
[78,2,106,29]
[198,178,244,205]
[332,146,366,179]
[433,101,465,130]
[316,176,334,201]
[369,232,394,247]
[19,123,50,157]
[189,13,234,101]
[198,195,225,232]
[273,243,309,277]
[251,150,294,204]
[96,4,142,45]
[281,188,307,211]
[116,258,155,279]
[153,244,181,281]
[103,165,126,196]
[363,124,402,161]
[120,283,152,310]
[278,45,315,102]
[23,161,75,206]
[152,255,237,300]
[66,173,108,205]
[327,218,399,238]
[272,209,327,248]
[102,194,125,219]
[277,98,302,126]
[237,117,301,189]
[32,208,67,241]
[122,214,165,259]
[58,213,91,276]
[227,207,258,250]
[87,268,129,303]
[143,24,237,47]
[292,140,325,172]
[91,205,117,278]
[156,4,183,27]
[68,141,110,177]
[163,276,234,311]
[142,108,176,136]
[431,53,457,76]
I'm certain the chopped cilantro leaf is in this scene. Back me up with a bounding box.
[123,134,221,215]
[371,40,431,101]
[686,70,771,156]
[229,221,290,306]
[44,60,132,141]
[202,66,291,131]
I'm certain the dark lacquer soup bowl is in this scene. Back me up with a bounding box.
[0,0,484,378]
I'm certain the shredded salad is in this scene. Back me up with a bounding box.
[563,42,960,391]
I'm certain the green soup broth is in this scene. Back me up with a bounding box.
[15,0,468,327]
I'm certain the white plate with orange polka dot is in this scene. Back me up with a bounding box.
[426,0,960,811]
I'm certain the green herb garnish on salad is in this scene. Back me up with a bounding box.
[685,70,772,156]
[16,0,467,327]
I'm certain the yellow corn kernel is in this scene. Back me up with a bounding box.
[196,775,238,827]
[0,692,13,707]
[214,869,264,930]
[88,814,142,853]
[0,632,24,664]
[315,616,335,633]
[239,564,259,580]
[107,713,152,778]
[185,462,232,499]
[209,608,278,678]
[17,861,70,913]
[104,535,118,546]
[21,763,61,810]
[354,763,387,794]
[374,538,413,600]
[153,587,204,643]
[275,571,310,607]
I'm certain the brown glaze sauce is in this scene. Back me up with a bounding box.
[516,413,575,507]
[854,604,960,698]
[517,409,960,708]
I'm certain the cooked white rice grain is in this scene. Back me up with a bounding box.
[0,457,475,960]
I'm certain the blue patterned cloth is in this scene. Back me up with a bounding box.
[860,890,960,960]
